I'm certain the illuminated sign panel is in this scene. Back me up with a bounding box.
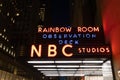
[30,44,110,58]
[30,26,111,58]
[36,26,105,45]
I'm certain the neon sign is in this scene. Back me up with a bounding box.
[30,26,111,58]
[38,27,99,33]
[31,44,110,58]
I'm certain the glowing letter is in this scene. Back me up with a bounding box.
[100,47,105,52]
[56,27,59,32]
[31,45,42,57]
[94,27,99,32]
[82,48,86,53]
[62,45,73,57]
[77,27,82,32]
[48,45,57,57]
[38,27,42,32]
[66,27,72,32]
[106,47,110,53]
[92,48,96,53]
[88,27,93,32]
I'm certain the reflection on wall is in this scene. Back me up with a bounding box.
[101,0,120,79]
